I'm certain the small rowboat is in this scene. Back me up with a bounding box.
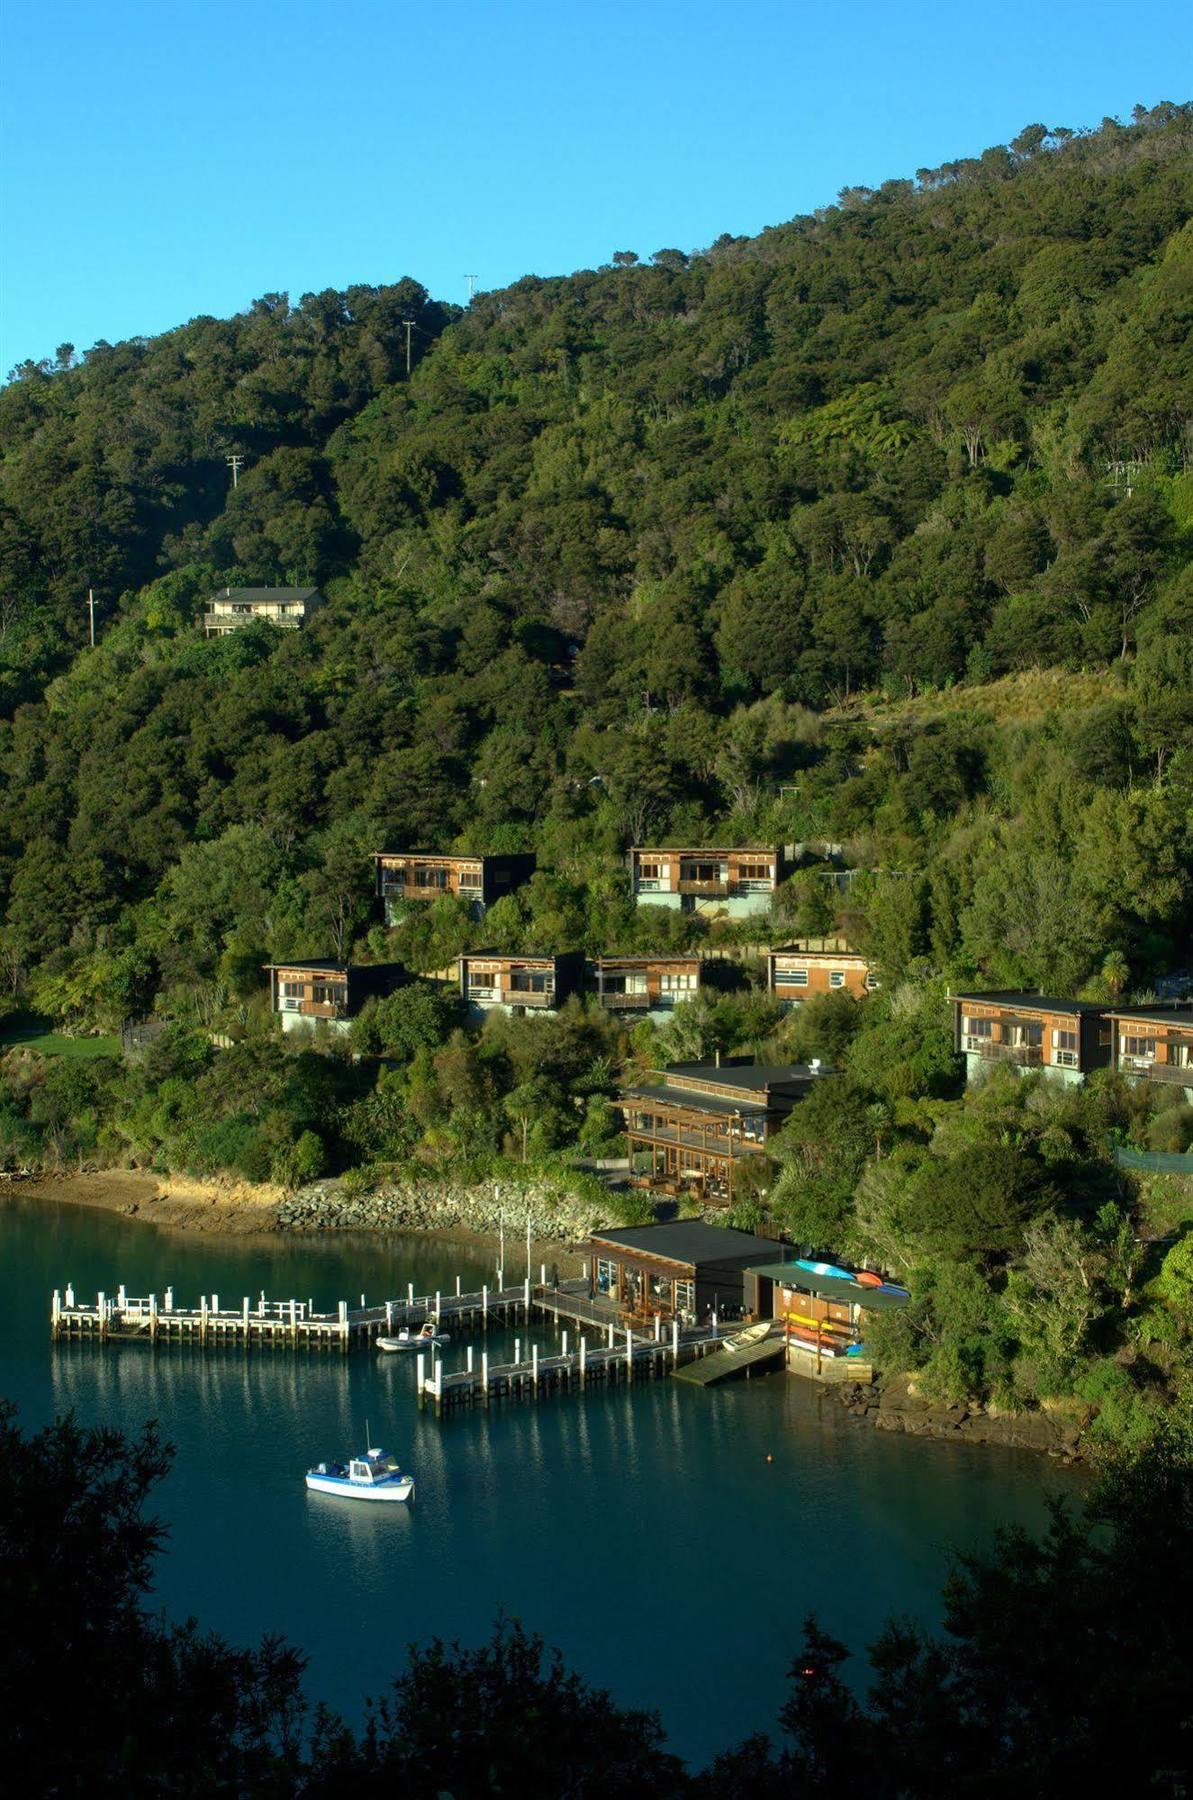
[377,1322,451,1353]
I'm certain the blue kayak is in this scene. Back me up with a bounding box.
[794,1258,857,1283]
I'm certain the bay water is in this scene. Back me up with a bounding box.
[0,1194,1080,1766]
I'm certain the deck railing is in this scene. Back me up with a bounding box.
[964,1037,1043,1064]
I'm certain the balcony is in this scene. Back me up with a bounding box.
[279,998,346,1020]
[1125,1058,1193,1085]
[381,876,450,898]
[507,987,554,1008]
[677,878,730,896]
[964,1036,1043,1065]
[625,1119,766,1157]
[595,990,652,1009]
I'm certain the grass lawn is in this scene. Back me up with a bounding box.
[0,1012,120,1060]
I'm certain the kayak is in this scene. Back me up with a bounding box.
[854,1270,884,1288]
[793,1258,857,1283]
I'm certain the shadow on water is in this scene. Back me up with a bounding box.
[2,1195,1084,1767]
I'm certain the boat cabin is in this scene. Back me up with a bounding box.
[619,1059,822,1206]
[264,960,407,1035]
[628,846,787,917]
[459,950,585,1016]
[767,941,878,1004]
[588,1221,789,1323]
[373,852,535,922]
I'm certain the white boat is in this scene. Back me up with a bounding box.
[305,1447,415,1502]
[377,1322,451,1353]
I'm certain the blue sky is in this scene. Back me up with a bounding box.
[2,0,1190,371]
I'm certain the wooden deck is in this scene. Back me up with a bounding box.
[671,1330,785,1386]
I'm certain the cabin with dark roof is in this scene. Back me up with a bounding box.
[948,991,1111,1085]
[628,846,787,917]
[768,940,879,1004]
[588,1221,790,1322]
[588,954,705,1018]
[619,1059,823,1206]
[1104,1004,1193,1096]
[373,852,535,923]
[459,950,584,1016]
[264,960,406,1035]
[203,586,322,636]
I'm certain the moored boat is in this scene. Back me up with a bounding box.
[377,1321,451,1353]
[305,1447,415,1502]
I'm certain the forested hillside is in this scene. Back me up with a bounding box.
[2,103,1192,1022]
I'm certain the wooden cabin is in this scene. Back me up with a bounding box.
[619,1060,821,1206]
[1104,1005,1193,1094]
[588,955,704,1018]
[949,991,1110,1085]
[588,1221,788,1323]
[373,852,535,923]
[459,950,584,1016]
[767,941,878,1004]
[264,960,406,1035]
[202,585,322,636]
[628,846,787,918]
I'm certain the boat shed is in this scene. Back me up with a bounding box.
[744,1260,910,1369]
[588,1221,790,1323]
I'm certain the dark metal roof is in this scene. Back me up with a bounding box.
[212,586,320,602]
[950,991,1106,1016]
[665,1062,822,1091]
[1103,1004,1193,1024]
[592,955,702,968]
[590,1221,786,1268]
[620,1084,768,1116]
[263,959,348,974]
[746,1261,911,1310]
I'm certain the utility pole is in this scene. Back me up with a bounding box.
[226,453,244,489]
[402,320,414,376]
[464,273,477,302]
[86,588,96,648]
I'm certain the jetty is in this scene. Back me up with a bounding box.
[50,1272,544,1351]
[671,1322,785,1386]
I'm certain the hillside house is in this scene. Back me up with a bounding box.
[264,960,406,1035]
[588,1221,789,1323]
[1105,1005,1193,1096]
[373,852,535,923]
[588,955,705,1019]
[768,941,878,1004]
[619,1059,822,1206]
[459,951,584,1017]
[949,991,1110,1085]
[202,586,322,636]
[628,846,787,918]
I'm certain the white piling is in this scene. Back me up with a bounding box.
[625,1327,633,1370]
[580,1336,587,1384]
[456,1274,462,1296]
[712,1309,718,1339]
[482,1284,489,1317]
[408,1282,415,1305]
[467,1345,474,1374]
[212,1292,219,1316]
[562,1329,569,1356]
[607,1322,615,1349]
[524,1276,531,1314]
[386,1299,394,1330]
[118,1284,127,1310]
[360,1292,365,1307]
[654,1313,661,1341]
[515,1336,522,1364]
[540,1261,547,1286]
[435,1289,441,1319]
[672,1317,680,1361]
[417,1351,426,1395]
[242,1296,249,1331]
[52,1289,61,1327]
[482,1348,489,1397]
[532,1344,539,1387]
[65,1282,75,1309]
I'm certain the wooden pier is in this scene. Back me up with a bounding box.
[418,1312,730,1414]
[50,1273,540,1352]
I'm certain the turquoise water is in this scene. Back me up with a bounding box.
[1,1196,1080,1766]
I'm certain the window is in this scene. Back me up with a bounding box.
[675,1280,694,1315]
[1123,1036,1156,1060]
[311,983,346,1008]
[638,861,662,881]
[660,971,696,993]
[780,967,809,987]
[965,1017,993,1037]
[1099,1027,1112,1046]
[737,861,772,883]
[865,973,881,990]
[1053,1029,1077,1052]
[596,1258,617,1295]
[830,970,846,989]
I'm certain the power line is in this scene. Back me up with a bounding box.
[464,274,478,302]
[226,454,245,488]
[86,587,96,648]
[401,320,414,376]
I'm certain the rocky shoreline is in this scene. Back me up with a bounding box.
[834,1372,1087,1463]
[278,1174,620,1244]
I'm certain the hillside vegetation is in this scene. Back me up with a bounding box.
[2,106,1192,1459]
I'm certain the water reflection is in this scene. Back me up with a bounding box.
[5,1197,1083,1766]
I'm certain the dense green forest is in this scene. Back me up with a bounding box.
[3,105,1193,1457]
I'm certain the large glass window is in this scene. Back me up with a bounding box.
[596,1258,617,1295]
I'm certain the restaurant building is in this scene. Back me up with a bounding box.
[588,1220,789,1322]
[619,1059,821,1206]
